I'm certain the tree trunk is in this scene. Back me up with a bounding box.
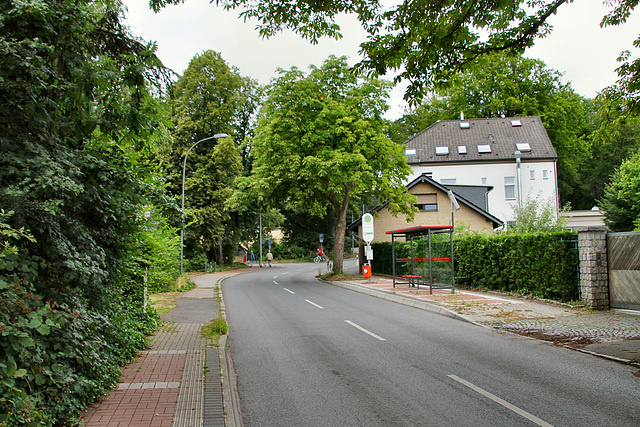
[332,193,351,275]
[217,237,223,265]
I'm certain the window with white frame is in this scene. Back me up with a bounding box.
[543,170,549,180]
[481,177,488,185]
[530,170,535,180]
[505,177,516,200]
[441,178,456,185]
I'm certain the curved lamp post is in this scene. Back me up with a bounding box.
[180,133,228,275]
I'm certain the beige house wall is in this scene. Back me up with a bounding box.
[356,183,497,243]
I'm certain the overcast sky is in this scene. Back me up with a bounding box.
[123,0,640,120]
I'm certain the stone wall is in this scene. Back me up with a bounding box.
[576,226,609,309]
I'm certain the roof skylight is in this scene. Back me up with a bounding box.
[435,146,449,156]
[516,142,531,152]
[405,148,417,156]
[460,122,470,129]
[477,145,492,153]
[458,145,467,155]
[511,120,522,127]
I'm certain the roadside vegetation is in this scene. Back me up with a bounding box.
[3,0,640,425]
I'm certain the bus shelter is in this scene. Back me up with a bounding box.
[386,225,455,294]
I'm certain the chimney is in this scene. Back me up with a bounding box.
[460,111,465,121]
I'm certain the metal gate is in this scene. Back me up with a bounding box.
[607,231,640,310]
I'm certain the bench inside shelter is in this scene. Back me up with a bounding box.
[387,226,455,294]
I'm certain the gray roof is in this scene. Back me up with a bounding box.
[404,116,557,164]
[445,184,493,212]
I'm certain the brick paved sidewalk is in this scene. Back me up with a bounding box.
[82,271,241,427]
[82,323,207,426]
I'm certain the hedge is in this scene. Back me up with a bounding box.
[371,230,580,302]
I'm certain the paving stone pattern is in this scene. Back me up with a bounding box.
[490,311,640,343]
[82,268,229,427]
[82,323,201,426]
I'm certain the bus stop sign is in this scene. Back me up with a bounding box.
[362,213,374,243]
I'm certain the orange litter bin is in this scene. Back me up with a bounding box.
[362,265,372,279]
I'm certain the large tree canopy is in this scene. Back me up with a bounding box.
[170,50,259,264]
[150,0,640,111]
[1,0,176,423]
[234,56,416,273]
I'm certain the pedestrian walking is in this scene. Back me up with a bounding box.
[266,250,273,267]
[248,251,255,267]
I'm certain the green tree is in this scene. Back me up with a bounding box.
[600,152,640,232]
[171,50,257,144]
[234,56,416,273]
[0,0,172,422]
[170,50,260,264]
[185,136,243,263]
[572,96,640,209]
[151,1,639,112]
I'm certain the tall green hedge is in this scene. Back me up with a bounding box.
[372,231,580,301]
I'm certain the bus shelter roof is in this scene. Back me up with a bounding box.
[386,225,453,239]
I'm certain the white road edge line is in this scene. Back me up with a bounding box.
[344,320,386,341]
[305,299,324,309]
[283,288,295,294]
[448,375,553,427]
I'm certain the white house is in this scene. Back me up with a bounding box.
[403,116,559,224]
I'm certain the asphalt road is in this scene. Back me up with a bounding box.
[223,263,640,427]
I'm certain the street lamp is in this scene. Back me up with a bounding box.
[514,150,522,209]
[447,190,460,294]
[180,133,228,275]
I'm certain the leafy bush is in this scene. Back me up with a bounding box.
[183,252,209,274]
[600,151,640,231]
[455,231,579,300]
[269,243,309,260]
[0,277,158,426]
[0,215,159,426]
[507,194,569,234]
[138,208,181,293]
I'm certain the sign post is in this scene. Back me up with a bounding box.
[362,213,374,282]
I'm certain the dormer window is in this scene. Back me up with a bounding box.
[435,146,449,156]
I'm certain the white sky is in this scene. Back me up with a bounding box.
[123,0,640,120]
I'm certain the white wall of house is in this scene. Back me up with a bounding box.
[408,160,559,223]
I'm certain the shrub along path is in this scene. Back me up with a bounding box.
[82,272,240,426]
